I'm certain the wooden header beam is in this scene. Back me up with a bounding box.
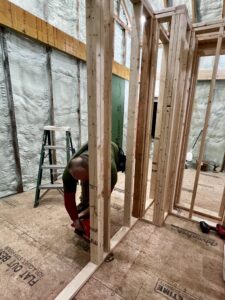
[157,69,225,81]
[198,40,225,56]
[132,0,170,44]
[131,0,154,17]
[197,69,225,80]
[194,20,225,56]
[0,0,130,80]
[197,32,225,42]
[155,5,188,23]
[193,20,225,34]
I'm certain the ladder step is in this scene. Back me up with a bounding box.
[44,125,71,132]
[42,165,65,169]
[44,146,66,150]
[39,183,63,189]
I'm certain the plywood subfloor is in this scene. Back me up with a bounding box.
[76,215,225,300]
[180,169,225,214]
[0,176,125,300]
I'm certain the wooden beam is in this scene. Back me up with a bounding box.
[124,2,143,227]
[133,18,159,218]
[55,262,98,300]
[142,0,154,17]
[153,14,181,226]
[221,152,225,172]
[219,185,225,218]
[197,31,225,42]
[155,6,177,15]
[159,23,170,44]
[189,26,224,219]
[155,6,187,23]
[103,0,114,253]
[200,42,225,56]
[46,47,57,176]
[173,43,199,208]
[198,69,225,80]
[86,0,113,264]
[121,0,132,26]
[157,68,225,80]
[175,203,222,221]
[171,210,218,227]
[143,11,170,44]
[153,11,192,226]
[130,0,154,17]
[191,0,197,23]
[166,19,191,213]
[55,218,138,299]
[193,20,225,34]
[222,208,225,227]
[150,44,169,199]
[163,0,169,7]
[197,40,225,56]
[0,0,129,80]
[112,61,130,80]
[222,0,225,18]
[0,27,23,193]
[114,14,131,32]
[155,11,174,23]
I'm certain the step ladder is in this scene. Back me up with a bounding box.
[34,126,75,207]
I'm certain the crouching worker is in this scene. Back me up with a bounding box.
[62,141,126,241]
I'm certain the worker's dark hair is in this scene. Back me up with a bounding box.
[117,146,126,173]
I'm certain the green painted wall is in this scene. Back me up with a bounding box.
[111,75,125,148]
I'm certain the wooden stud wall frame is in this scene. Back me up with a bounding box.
[131,6,225,228]
[132,14,160,219]
[131,5,195,226]
[124,2,143,227]
[172,21,225,224]
[188,26,224,219]
[57,3,225,298]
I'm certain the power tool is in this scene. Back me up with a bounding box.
[200,221,225,239]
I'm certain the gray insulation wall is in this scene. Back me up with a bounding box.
[0,0,130,197]
[0,38,17,197]
[188,56,225,168]
[6,32,51,190]
[188,81,225,167]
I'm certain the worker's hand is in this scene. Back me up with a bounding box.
[73,219,84,232]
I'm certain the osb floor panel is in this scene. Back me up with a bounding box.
[180,169,225,214]
[76,215,225,300]
[0,177,125,300]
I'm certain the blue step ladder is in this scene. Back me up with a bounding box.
[34,126,75,207]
